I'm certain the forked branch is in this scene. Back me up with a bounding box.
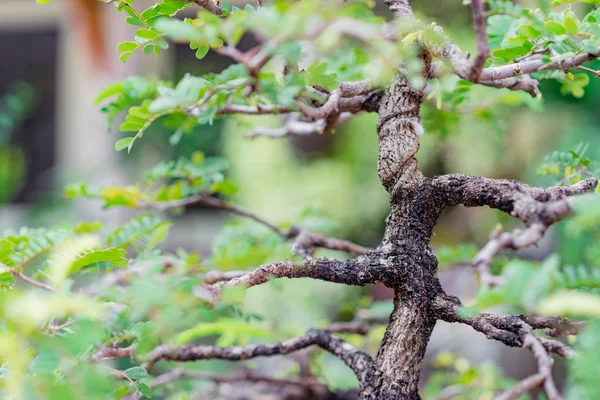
[432,175,597,286]
[433,294,577,360]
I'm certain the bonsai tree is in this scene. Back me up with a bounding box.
[2,0,600,398]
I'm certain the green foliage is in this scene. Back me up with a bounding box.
[210,221,286,269]
[435,243,478,269]
[486,2,600,97]
[106,213,172,253]
[538,142,593,183]
[424,353,518,399]
[65,152,235,210]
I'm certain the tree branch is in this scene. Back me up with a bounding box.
[433,294,576,359]
[140,193,372,258]
[480,50,600,82]
[289,226,371,259]
[120,367,335,400]
[430,21,600,96]
[140,193,286,237]
[12,271,55,292]
[188,0,222,15]
[149,330,374,383]
[91,344,137,362]
[247,112,355,139]
[202,258,373,299]
[432,175,597,287]
[95,330,374,386]
[468,0,489,81]
[496,326,563,400]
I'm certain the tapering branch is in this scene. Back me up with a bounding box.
[432,175,597,287]
[141,193,372,258]
[95,330,374,386]
[13,271,55,292]
[480,51,600,82]
[149,330,374,383]
[289,226,371,259]
[468,0,489,81]
[203,258,372,299]
[433,294,576,359]
[521,315,585,338]
[140,193,286,237]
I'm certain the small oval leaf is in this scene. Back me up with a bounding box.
[115,137,134,151]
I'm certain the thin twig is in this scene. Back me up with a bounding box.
[13,271,55,292]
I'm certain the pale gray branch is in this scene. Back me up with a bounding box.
[468,0,489,81]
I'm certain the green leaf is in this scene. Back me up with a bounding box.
[545,21,567,35]
[195,45,210,59]
[107,214,172,251]
[134,381,152,398]
[125,16,146,27]
[119,122,144,132]
[143,44,155,55]
[0,272,15,292]
[95,82,125,105]
[117,41,140,52]
[517,24,542,39]
[564,15,579,35]
[0,239,16,269]
[120,52,133,63]
[67,247,128,275]
[135,29,159,40]
[115,137,135,151]
[505,35,528,47]
[155,37,169,49]
[124,367,149,381]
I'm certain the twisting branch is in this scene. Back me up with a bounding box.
[432,175,597,287]
[468,0,489,81]
[94,330,374,386]
[496,374,545,400]
[149,330,374,382]
[430,15,600,96]
[433,294,577,360]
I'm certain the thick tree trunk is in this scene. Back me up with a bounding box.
[366,0,444,391]
[371,291,436,399]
